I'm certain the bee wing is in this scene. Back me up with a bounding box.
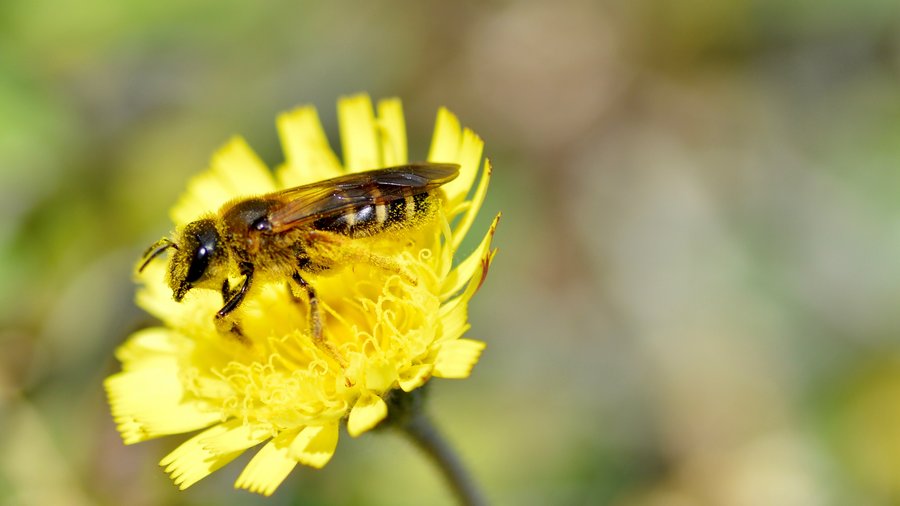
[267,163,459,232]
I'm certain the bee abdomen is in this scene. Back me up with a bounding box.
[314,191,434,237]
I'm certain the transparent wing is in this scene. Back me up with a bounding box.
[268,163,459,232]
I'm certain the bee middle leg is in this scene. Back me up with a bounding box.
[291,271,347,368]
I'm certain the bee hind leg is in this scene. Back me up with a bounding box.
[291,271,347,368]
[306,229,418,285]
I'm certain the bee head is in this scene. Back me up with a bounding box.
[167,218,225,302]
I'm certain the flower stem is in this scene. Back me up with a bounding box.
[399,411,486,506]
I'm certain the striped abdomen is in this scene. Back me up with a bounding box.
[312,190,434,238]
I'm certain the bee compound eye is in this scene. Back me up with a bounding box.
[186,227,217,283]
[184,244,211,284]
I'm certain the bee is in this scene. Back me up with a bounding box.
[139,162,459,360]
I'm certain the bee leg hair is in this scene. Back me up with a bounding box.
[305,229,418,285]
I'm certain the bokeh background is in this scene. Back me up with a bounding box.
[3,1,900,504]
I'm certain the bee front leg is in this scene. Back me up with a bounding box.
[215,263,254,345]
[291,271,347,368]
[221,279,237,301]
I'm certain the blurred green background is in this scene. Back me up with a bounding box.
[3,0,900,504]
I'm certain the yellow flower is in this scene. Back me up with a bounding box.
[104,94,498,496]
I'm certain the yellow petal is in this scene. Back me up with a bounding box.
[170,137,275,225]
[199,422,270,455]
[134,260,226,338]
[443,128,484,209]
[113,327,183,370]
[426,106,484,206]
[365,359,398,392]
[433,339,486,379]
[104,368,220,444]
[398,364,434,392]
[276,105,343,186]
[160,423,247,490]
[289,424,339,468]
[451,159,493,250]
[443,213,500,299]
[438,302,471,345]
[427,107,461,165]
[338,94,380,172]
[376,98,408,166]
[234,431,298,496]
[347,391,388,437]
[133,262,178,319]
[432,215,454,282]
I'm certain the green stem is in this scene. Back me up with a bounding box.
[399,410,487,506]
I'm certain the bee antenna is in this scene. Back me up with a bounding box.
[139,238,176,273]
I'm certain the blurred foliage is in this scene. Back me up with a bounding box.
[3,0,900,504]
